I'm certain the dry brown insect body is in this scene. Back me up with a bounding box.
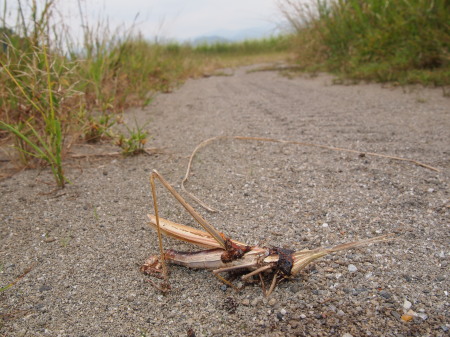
[141,170,392,296]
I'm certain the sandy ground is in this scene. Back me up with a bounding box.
[0,65,449,336]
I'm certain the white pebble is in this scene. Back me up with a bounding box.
[427,188,434,193]
[322,223,329,228]
[280,308,287,315]
[348,264,358,272]
[403,299,412,310]
[342,333,353,337]
[417,313,428,320]
[300,313,306,319]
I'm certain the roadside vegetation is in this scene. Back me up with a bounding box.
[0,0,289,186]
[279,0,450,85]
[2,0,448,187]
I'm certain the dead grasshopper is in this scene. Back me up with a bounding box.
[141,170,392,296]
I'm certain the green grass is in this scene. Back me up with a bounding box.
[193,35,291,55]
[280,0,450,85]
[0,0,289,187]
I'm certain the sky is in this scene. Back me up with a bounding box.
[85,0,286,41]
[61,0,288,42]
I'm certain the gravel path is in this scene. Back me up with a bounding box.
[1,65,449,336]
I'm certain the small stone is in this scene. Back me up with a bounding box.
[322,223,329,228]
[300,313,306,319]
[220,285,227,292]
[416,313,428,320]
[427,188,434,193]
[39,285,52,292]
[403,299,412,310]
[103,170,108,176]
[35,303,45,310]
[337,310,345,316]
[289,319,299,328]
[280,308,287,315]
[268,298,277,306]
[391,311,401,320]
[251,298,259,306]
[348,264,358,273]
[401,314,414,322]
[289,284,301,293]
[277,312,284,321]
[342,333,353,337]
[380,291,391,299]
[242,299,250,306]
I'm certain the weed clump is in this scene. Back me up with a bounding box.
[0,1,289,187]
[280,0,450,85]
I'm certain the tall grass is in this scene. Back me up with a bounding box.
[280,0,450,85]
[1,0,290,187]
[194,35,291,55]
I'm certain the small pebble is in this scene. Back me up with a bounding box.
[403,299,412,310]
[268,298,277,306]
[280,308,287,315]
[289,320,299,328]
[242,299,250,306]
[39,285,52,292]
[401,314,414,322]
[337,310,345,316]
[348,264,358,273]
[289,284,301,293]
[427,188,434,193]
[391,311,401,320]
[380,291,391,299]
[342,334,353,337]
[220,285,227,292]
[251,298,259,306]
[322,223,329,228]
[300,313,306,319]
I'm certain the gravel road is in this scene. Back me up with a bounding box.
[1,64,449,336]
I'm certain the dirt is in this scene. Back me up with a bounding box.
[1,64,449,336]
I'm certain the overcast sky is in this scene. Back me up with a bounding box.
[63,0,288,41]
[58,0,287,42]
[3,0,297,42]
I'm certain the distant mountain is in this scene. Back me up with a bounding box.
[192,35,230,45]
[188,25,280,45]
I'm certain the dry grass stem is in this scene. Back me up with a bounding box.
[181,136,439,211]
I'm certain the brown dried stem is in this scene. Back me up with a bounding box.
[181,136,439,211]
